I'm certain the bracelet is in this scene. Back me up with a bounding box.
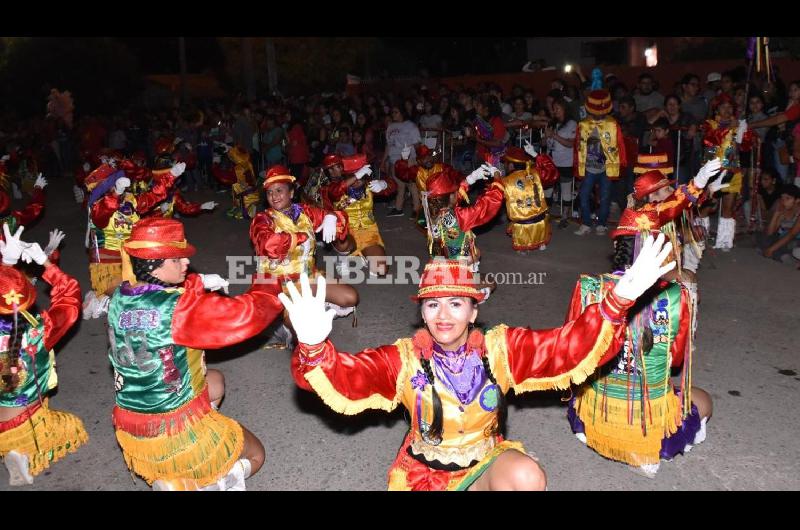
[299,342,326,366]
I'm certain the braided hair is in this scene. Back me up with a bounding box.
[612,235,635,272]
[0,316,29,393]
[481,354,506,436]
[130,256,171,287]
[419,356,444,444]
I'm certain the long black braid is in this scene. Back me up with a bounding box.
[1,316,29,393]
[612,235,635,272]
[419,356,443,444]
[130,257,171,287]
[481,354,506,436]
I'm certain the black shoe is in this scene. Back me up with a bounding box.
[387,208,404,217]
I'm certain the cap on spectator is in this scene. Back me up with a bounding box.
[585,89,612,115]
[706,72,722,83]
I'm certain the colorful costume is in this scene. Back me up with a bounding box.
[498,147,558,251]
[216,146,260,220]
[0,263,86,482]
[108,218,283,487]
[566,273,699,467]
[290,260,634,490]
[85,165,175,296]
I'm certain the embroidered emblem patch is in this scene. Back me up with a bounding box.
[479,384,499,411]
[118,309,160,331]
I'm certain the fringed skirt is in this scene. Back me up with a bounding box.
[506,215,551,251]
[387,433,526,491]
[0,399,88,476]
[352,224,385,254]
[112,387,243,487]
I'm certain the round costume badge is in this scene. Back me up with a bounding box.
[479,384,499,411]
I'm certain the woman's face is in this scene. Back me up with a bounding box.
[514,99,525,114]
[357,113,367,126]
[524,93,534,106]
[553,103,565,122]
[475,101,488,118]
[421,296,477,350]
[391,108,403,123]
[717,102,733,120]
[152,257,190,285]
[266,182,293,211]
[735,88,746,107]
[790,83,800,102]
[666,98,680,115]
[332,109,342,123]
[749,96,764,114]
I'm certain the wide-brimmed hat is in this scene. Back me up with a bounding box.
[123,218,196,259]
[411,260,485,302]
[263,165,296,188]
[610,208,661,239]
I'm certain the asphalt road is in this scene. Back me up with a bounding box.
[2,175,798,491]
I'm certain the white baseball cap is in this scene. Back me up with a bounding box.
[707,72,722,83]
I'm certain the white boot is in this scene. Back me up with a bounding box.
[325,302,355,318]
[82,291,99,320]
[636,462,660,478]
[714,217,735,251]
[93,295,110,319]
[693,417,708,445]
[575,432,587,444]
[5,451,34,486]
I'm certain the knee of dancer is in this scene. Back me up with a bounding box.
[503,458,547,491]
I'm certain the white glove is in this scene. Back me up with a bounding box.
[44,229,66,256]
[200,201,217,211]
[523,140,538,158]
[691,158,722,189]
[354,164,373,180]
[466,164,492,185]
[707,170,730,194]
[199,273,229,294]
[735,119,747,144]
[22,242,47,265]
[316,214,338,244]
[0,224,26,265]
[0,155,9,162]
[73,185,85,204]
[613,233,676,301]
[277,273,335,345]
[82,162,91,172]
[115,177,131,195]
[368,180,388,193]
[401,144,412,160]
[170,162,186,177]
[34,173,47,189]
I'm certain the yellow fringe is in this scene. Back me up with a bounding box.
[575,385,683,466]
[513,320,617,392]
[302,341,409,415]
[484,325,514,394]
[114,409,243,487]
[89,262,122,295]
[0,401,88,476]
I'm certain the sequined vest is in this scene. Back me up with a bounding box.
[576,117,622,178]
[500,169,548,222]
[256,208,316,278]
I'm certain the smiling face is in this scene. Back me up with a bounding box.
[420,296,478,350]
[266,182,293,211]
[151,257,190,285]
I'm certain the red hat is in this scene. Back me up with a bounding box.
[123,218,196,259]
[263,165,296,187]
[83,164,117,192]
[426,170,460,198]
[503,146,533,164]
[411,260,485,302]
[0,264,37,315]
[342,153,367,173]
[322,154,343,169]
[0,191,9,214]
[633,153,673,175]
[710,92,736,114]
[416,144,433,159]
[585,89,612,115]
[610,208,661,239]
[634,170,673,200]
[154,137,174,155]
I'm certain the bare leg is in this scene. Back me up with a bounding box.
[394,178,407,210]
[323,283,359,308]
[468,449,546,491]
[207,369,225,409]
[362,244,387,276]
[691,387,713,420]
[239,425,266,476]
[721,193,736,218]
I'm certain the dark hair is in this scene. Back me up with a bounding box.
[619,95,637,109]
[664,94,681,108]
[612,236,635,271]
[130,256,171,286]
[476,94,502,119]
[652,117,670,130]
[681,73,700,86]
[638,72,654,82]
[781,183,800,199]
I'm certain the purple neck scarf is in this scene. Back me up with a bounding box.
[119,281,167,296]
[431,342,487,405]
[280,203,303,223]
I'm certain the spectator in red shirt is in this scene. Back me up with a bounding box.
[285,109,310,185]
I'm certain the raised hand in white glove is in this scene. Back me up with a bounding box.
[523,140,538,158]
[466,164,492,185]
[368,179,388,193]
[73,185,85,204]
[277,273,335,345]
[201,201,217,211]
[34,173,47,189]
[691,158,722,189]
[0,224,26,265]
[44,229,66,256]
[22,242,47,265]
[613,233,676,301]
[114,177,131,196]
[401,144,412,161]
[354,164,373,180]
[316,214,338,244]
[199,273,229,294]
[170,162,186,177]
[735,119,747,144]
[707,170,730,194]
